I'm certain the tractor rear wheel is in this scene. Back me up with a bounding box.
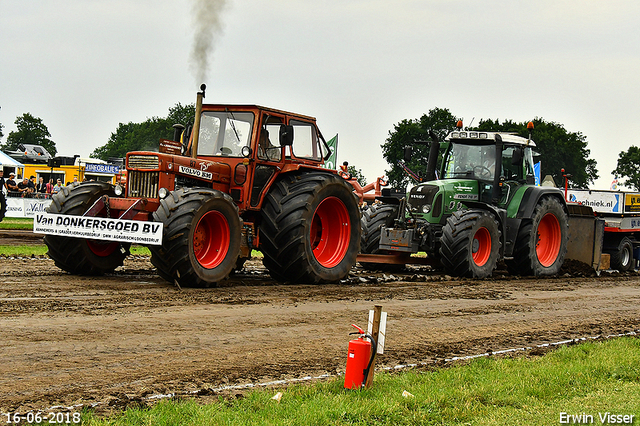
[150,188,241,287]
[259,172,360,283]
[0,192,6,222]
[439,210,501,278]
[507,197,568,276]
[609,237,634,272]
[44,182,130,275]
[359,203,403,271]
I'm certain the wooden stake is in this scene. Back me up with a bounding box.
[364,305,382,388]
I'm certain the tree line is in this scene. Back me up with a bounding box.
[1,106,638,191]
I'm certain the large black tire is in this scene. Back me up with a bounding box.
[259,172,360,283]
[44,182,130,275]
[150,188,241,288]
[609,237,634,272]
[359,203,404,271]
[440,210,501,278]
[0,191,6,222]
[506,197,569,276]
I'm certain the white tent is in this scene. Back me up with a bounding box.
[0,150,25,177]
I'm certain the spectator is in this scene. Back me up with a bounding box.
[0,170,5,193]
[6,173,19,196]
[52,179,63,194]
[27,175,36,194]
[46,178,54,195]
[73,176,79,184]
[17,178,30,196]
[37,177,47,197]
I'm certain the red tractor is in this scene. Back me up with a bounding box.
[43,85,361,287]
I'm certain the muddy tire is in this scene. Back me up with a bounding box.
[44,182,130,275]
[0,192,6,222]
[609,237,634,272]
[507,197,568,276]
[259,172,360,283]
[359,203,404,271]
[150,188,241,288]
[440,210,501,278]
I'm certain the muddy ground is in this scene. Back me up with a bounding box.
[1,232,639,415]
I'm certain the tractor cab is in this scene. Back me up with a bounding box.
[442,131,537,206]
[405,129,537,227]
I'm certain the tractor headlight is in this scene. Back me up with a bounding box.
[114,184,124,196]
[158,187,169,199]
[422,204,431,214]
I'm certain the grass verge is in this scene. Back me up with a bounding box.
[0,217,34,229]
[79,337,640,425]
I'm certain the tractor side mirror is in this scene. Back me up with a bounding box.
[279,125,294,146]
[403,146,412,163]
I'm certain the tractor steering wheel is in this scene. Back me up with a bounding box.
[473,165,492,179]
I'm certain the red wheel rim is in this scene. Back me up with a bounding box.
[310,196,351,268]
[86,202,119,257]
[536,213,561,267]
[472,227,491,266]
[193,210,230,269]
[87,240,119,257]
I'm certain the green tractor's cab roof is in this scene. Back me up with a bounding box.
[446,131,536,147]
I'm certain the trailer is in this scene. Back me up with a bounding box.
[567,189,640,271]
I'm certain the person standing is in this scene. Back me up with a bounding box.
[5,173,19,195]
[0,170,5,194]
[46,178,54,195]
[52,178,63,194]
[27,176,36,195]
[37,177,47,197]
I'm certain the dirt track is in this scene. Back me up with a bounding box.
[1,237,640,414]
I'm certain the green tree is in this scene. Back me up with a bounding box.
[91,103,195,160]
[381,107,460,189]
[1,113,57,156]
[475,118,598,188]
[346,164,367,187]
[612,146,640,190]
[0,121,4,141]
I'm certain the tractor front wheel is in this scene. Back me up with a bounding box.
[44,182,130,275]
[259,172,360,283]
[439,210,501,278]
[150,188,241,287]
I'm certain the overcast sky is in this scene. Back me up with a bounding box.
[2,0,639,189]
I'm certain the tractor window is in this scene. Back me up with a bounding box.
[501,146,520,180]
[444,142,496,181]
[197,111,254,157]
[258,122,283,162]
[290,120,323,161]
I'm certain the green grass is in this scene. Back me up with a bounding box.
[78,337,640,425]
[0,217,34,229]
[0,245,151,257]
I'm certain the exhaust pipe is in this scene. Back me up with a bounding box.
[191,83,206,159]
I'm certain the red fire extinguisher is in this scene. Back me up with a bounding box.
[344,324,377,389]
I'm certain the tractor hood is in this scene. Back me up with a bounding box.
[407,179,481,224]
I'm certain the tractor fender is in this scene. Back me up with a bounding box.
[513,186,567,219]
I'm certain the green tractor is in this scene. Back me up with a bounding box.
[361,124,573,278]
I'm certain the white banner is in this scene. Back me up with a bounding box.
[33,213,163,245]
[6,197,53,218]
[567,190,622,214]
